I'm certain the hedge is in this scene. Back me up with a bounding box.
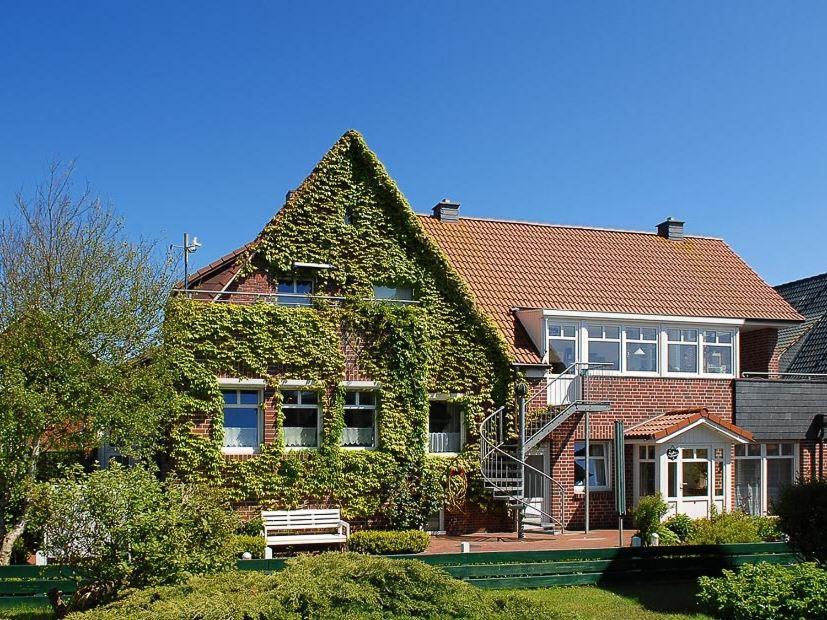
[348,529,430,555]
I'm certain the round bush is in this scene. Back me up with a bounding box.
[69,552,554,620]
[698,562,827,620]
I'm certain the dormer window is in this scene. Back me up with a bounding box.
[372,285,413,301]
[277,279,313,306]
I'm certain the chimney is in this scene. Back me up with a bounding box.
[657,217,684,240]
[432,198,460,222]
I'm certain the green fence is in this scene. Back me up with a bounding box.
[0,542,798,596]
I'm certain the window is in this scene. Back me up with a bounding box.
[372,285,414,301]
[735,443,795,515]
[425,508,445,534]
[703,330,733,374]
[625,327,658,373]
[277,279,313,306]
[282,390,320,448]
[343,207,353,226]
[667,328,698,373]
[547,323,577,374]
[681,448,710,498]
[574,441,610,491]
[341,391,376,448]
[222,389,261,451]
[637,445,656,500]
[586,324,621,371]
[428,401,461,453]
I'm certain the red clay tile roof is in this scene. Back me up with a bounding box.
[418,215,803,363]
[625,407,753,441]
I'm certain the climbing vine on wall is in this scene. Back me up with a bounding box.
[162,131,515,527]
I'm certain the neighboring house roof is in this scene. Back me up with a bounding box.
[775,272,827,374]
[418,215,802,363]
[625,407,753,443]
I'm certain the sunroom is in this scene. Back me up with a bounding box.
[625,408,754,518]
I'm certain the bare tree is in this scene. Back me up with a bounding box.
[0,162,175,564]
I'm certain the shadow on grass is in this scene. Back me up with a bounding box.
[0,595,55,620]
[601,580,704,616]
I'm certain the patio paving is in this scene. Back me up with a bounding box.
[425,528,635,554]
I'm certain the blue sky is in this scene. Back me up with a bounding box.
[2,2,825,285]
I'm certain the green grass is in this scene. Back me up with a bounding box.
[0,596,54,620]
[506,581,713,620]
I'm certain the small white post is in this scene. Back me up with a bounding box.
[460,542,471,553]
[264,546,273,559]
[35,550,47,566]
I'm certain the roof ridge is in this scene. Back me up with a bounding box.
[416,213,723,240]
[775,271,827,290]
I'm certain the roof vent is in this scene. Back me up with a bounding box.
[432,199,460,222]
[657,217,685,240]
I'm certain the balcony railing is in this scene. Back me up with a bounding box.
[172,289,420,305]
[741,372,827,381]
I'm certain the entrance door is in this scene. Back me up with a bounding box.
[524,451,549,523]
[679,448,711,517]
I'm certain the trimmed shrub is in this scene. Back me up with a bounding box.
[631,493,669,546]
[686,509,763,545]
[225,534,266,559]
[348,529,430,555]
[69,553,555,620]
[698,562,827,620]
[754,515,782,542]
[664,513,695,543]
[774,479,827,564]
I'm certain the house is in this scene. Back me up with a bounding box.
[169,130,823,535]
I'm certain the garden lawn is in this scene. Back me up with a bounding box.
[0,596,54,620]
[510,581,713,620]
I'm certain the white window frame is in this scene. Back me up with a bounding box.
[281,388,322,450]
[585,324,622,374]
[341,390,377,450]
[427,396,465,455]
[276,278,314,306]
[573,440,612,493]
[219,383,264,455]
[734,442,797,515]
[701,329,735,375]
[623,326,659,375]
[424,507,446,535]
[546,322,578,373]
[545,318,738,379]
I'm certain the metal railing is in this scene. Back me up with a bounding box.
[479,405,567,531]
[171,288,420,305]
[741,371,827,381]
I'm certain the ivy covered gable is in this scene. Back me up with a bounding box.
[163,130,513,527]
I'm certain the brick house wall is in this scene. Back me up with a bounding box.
[740,328,781,375]
[548,375,734,529]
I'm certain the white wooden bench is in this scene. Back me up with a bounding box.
[261,508,350,558]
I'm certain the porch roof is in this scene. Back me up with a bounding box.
[625,407,754,443]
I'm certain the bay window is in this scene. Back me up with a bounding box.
[667,328,699,373]
[574,441,610,491]
[341,390,376,448]
[547,323,577,374]
[222,389,262,452]
[586,324,620,371]
[625,326,658,373]
[703,330,733,374]
[282,390,320,448]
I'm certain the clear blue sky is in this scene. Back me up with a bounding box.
[2,2,825,285]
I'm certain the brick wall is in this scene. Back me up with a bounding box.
[740,328,781,375]
[550,376,733,529]
[800,440,827,481]
[444,503,513,535]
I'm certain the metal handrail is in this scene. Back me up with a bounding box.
[479,406,566,531]
[741,371,827,381]
[171,289,421,305]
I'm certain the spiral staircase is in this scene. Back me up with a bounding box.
[479,363,610,534]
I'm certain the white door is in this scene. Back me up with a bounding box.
[524,451,549,523]
[679,450,711,518]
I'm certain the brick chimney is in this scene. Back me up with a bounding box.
[432,199,460,222]
[657,217,685,240]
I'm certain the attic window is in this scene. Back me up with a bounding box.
[277,279,313,306]
[372,285,414,301]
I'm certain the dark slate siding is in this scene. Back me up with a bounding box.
[734,379,827,440]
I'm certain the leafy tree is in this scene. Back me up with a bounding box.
[0,162,174,564]
[775,478,827,565]
[30,464,238,614]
